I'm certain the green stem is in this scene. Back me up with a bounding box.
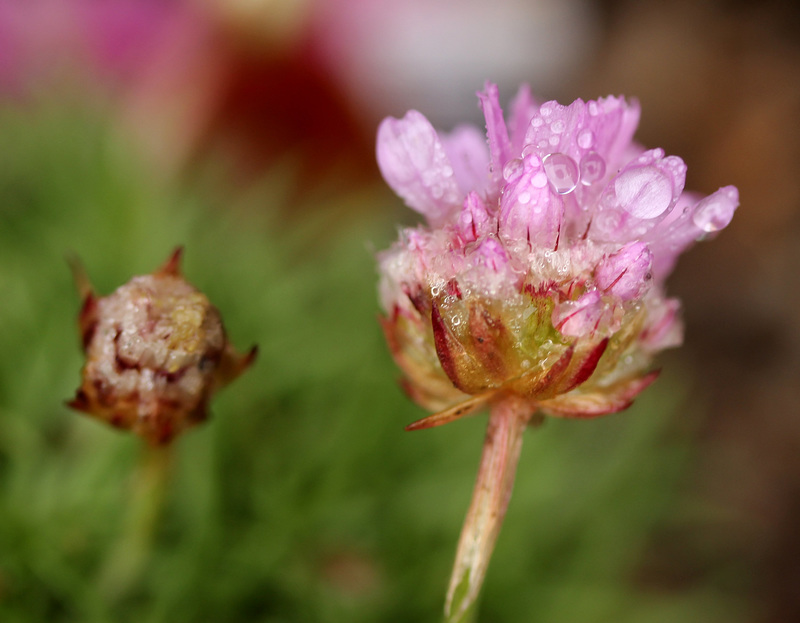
[98,442,172,601]
[444,396,536,623]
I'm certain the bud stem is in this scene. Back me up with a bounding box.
[98,443,172,601]
[444,396,537,622]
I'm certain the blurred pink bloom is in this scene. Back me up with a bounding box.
[0,0,377,184]
[0,0,205,95]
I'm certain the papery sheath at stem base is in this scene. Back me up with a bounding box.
[445,396,540,622]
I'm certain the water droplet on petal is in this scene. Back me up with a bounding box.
[543,153,579,195]
[577,128,595,149]
[580,152,606,185]
[532,172,548,188]
[502,158,524,182]
[518,192,531,204]
[692,194,736,232]
[614,166,673,219]
[551,120,565,134]
[595,210,622,235]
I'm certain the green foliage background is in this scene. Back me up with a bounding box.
[0,106,746,622]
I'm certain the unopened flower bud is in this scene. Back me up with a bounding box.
[68,248,256,445]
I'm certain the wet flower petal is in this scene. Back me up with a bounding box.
[507,83,537,154]
[478,81,513,192]
[498,153,562,249]
[552,290,604,337]
[457,191,492,243]
[441,125,491,197]
[590,149,686,242]
[646,185,739,280]
[376,110,462,226]
[692,185,738,233]
[523,98,586,159]
[595,241,653,301]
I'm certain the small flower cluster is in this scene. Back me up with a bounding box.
[377,83,737,427]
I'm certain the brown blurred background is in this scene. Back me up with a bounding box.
[582,3,800,622]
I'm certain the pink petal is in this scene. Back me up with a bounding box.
[692,185,738,233]
[646,186,739,280]
[586,96,641,168]
[478,82,512,193]
[641,297,683,351]
[458,192,492,243]
[589,149,687,243]
[595,241,653,300]
[552,290,605,338]
[520,96,640,171]
[507,83,537,154]
[441,125,490,197]
[376,110,462,226]
[523,98,586,160]
[498,153,562,249]
[474,237,509,273]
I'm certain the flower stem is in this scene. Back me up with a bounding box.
[98,442,172,601]
[444,396,536,622]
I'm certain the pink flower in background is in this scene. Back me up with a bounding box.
[0,0,375,184]
[376,82,737,620]
[0,0,204,95]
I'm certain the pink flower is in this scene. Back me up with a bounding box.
[376,82,738,620]
[378,82,738,412]
[377,84,738,415]
[0,0,204,96]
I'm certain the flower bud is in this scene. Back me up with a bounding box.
[68,248,256,445]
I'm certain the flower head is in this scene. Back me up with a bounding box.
[376,83,738,621]
[68,248,256,445]
[378,82,738,427]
